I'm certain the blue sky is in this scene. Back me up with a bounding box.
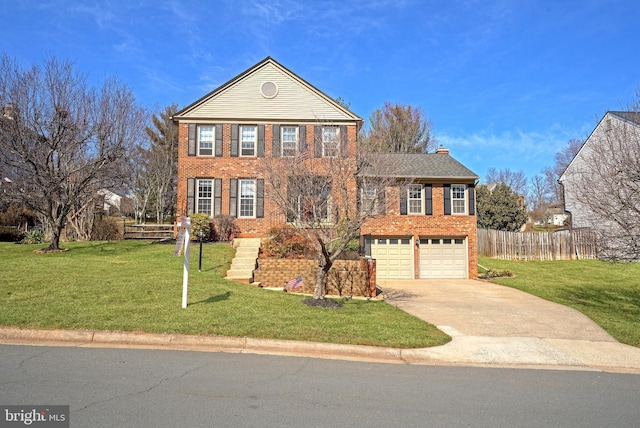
[1,0,639,182]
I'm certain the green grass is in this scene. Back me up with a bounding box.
[479,257,640,347]
[0,241,449,348]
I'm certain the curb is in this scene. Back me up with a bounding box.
[0,327,408,364]
[3,327,640,374]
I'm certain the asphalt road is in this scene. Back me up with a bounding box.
[1,344,640,427]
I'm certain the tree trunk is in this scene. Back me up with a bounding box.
[313,259,332,299]
[48,225,62,250]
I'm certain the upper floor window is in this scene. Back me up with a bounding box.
[196,179,213,215]
[322,127,339,157]
[408,184,423,214]
[282,126,298,157]
[451,184,467,214]
[360,184,378,215]
[239,179,256,218]
[198,125,214,156]
[240,126,257,157]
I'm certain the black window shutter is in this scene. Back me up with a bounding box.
[468,184,475,216]
[188,124,196,156]
[425,184,433,216]
[400,188,408,215]
[213,178,222,217]
[272,124,280,157]
[257,125,265,157]
[186,178,195,215]
[215,124,223,156]
[356,181,362,213]
[314,126,322,158]
[230,124,239,157]
[377,188,386,215]
[299,125,307,154]
[340,125,348,157]
[229,179,238,217]
[256,179,264,218]
[443,184,451,216]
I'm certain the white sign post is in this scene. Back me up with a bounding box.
[175,216,191,308]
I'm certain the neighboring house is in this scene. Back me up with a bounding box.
[559,111,640,259]
[173,57,479,279]
[96,189,134,217]
[535,201,568,227]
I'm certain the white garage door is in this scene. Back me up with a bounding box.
[419,238,467,279]
[371,237,413,279]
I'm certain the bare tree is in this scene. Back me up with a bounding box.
[363,102,435,153]
[260,144,402,299]
[143,104,179,223]
[527,173,552,215]
[560,99,640,260]
[543,138,584,202]
[485,167,528,196]
[0,55,144,251]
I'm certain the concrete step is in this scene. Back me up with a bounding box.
[233,261,257,269]
[232,238,261,248]
[225,238,261,283]
[234,248,260,257]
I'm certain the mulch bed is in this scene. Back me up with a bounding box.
[301,298,343,309]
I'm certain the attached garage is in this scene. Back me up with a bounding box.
[370,237,413,279]
[419,238,468,279]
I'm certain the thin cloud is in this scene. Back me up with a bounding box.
[438,125,582,180]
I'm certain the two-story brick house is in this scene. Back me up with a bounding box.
[173,57,478,279]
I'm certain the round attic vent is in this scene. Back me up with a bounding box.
[260,81,278,98]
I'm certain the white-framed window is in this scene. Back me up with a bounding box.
[240,125,257,157]
[198,125,214,156]
[239,179,256,218]
[451,184,467,214]
[196,179,213,216]
[322,127,339,157]
[361,184,378,214]
[282,126,298,157]
[408,184,423,214]
[287,176,332,223]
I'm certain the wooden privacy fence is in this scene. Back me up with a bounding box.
[123,223,174,240]
[477,228,598,261]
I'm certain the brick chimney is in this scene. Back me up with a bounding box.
[435,145,449,154]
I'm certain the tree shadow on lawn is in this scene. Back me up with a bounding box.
[191,291,232,305]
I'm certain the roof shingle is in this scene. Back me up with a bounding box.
[359,153,478,181]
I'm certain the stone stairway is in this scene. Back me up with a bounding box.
[225,238,261,283]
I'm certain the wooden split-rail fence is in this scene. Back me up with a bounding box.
[477,228,598,261]
[123,223,174,240]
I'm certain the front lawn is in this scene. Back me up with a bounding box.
[0,241,449,348]
[479,257,640,347]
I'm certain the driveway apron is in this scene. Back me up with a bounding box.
[380,279,640,371]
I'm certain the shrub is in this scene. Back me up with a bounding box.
[213,215,237,242]
[91,217,121,241]
[189,213,212,240]
[23,229,45,244]
[0,226,24,242]
[262,226,312,259]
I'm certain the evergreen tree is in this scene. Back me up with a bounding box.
[477,183,528,231]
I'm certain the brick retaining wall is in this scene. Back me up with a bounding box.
[253,258,377,297]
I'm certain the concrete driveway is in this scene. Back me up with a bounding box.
[380,279,640,372]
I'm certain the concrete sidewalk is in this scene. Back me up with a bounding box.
[2,279,640,373]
